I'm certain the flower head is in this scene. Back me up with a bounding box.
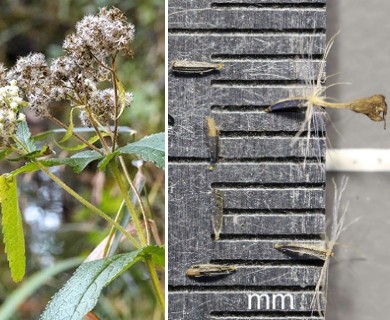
[7,53,51,117]
[63,7,135,64]
[0,80,28,145]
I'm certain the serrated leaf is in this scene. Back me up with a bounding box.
[0,175,26,282]
[60,150,103,173]
[15,121,36,152]
[39,245,164,320]
[119,133,165,169]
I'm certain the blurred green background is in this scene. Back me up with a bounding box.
[0,1,165,319]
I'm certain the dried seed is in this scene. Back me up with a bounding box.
[186,264,237,277]
[274,243,332,261]
[172,60,224,74]
[206,116,219,171]
[267,94,387,129]
[274,176,350,318]
[212,189,224,240]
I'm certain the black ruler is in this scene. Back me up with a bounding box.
[168,1,327,319]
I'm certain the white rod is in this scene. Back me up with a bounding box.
[326,149,390,172]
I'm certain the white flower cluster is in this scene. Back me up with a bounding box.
[0,80,28,145]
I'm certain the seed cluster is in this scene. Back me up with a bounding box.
[0,7,135,134]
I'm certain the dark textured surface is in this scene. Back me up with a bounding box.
[168,1,326,319]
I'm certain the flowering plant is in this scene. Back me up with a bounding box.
[0,7,164,319]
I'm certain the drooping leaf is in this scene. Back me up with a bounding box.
[0,257,82,320]
[0,175,26,282]
[119,133,165,169]
[59,107,84,143]
[39,246,164,320]
[115,79,127,119]
[60,150,103,173]
[54,133,110,152]
[15,121,36,152]
[34,126,136,142]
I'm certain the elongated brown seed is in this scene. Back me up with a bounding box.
[186,264,237,277]
[172,60,224,74]
[274,243,333,260]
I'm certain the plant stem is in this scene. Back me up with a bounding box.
[85,106,111,154]
[103,200,126,257]
[47,115,103,155]
[111,58,120,153]
[119,156,151,244]
[145,256,165,312]
[109,161,164,310]
[35,161,140,248]
[109,161,147,246]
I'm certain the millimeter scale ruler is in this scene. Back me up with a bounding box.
[168,1,327,319]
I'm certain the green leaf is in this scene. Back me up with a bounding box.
[9,163,40,176]
[15,121,36,152]
[54,133,110,152]
[34,126,136,142]
[97,152,119,171]
[59,107,80,143]
[145,245,165,267]
[7,145,53,162]
[0,175,26,282]
[116,79,126,119]
[60,150,102,173]
[0,149,12,162]
[39,245,164,320]
[8,159,64,177]
[0,257,83,320]
[8,153,104,177]
[119,133,165,169]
